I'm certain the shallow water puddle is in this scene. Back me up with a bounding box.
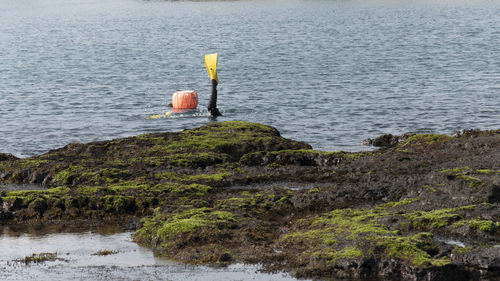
[444,239,466,248]
[0,227,304,281]
[0,184,46,192]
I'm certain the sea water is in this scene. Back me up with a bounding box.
[0,226,304,281]
[0,0,499,157]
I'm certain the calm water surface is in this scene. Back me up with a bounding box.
[0,0,499,157]
[0,226,303,281]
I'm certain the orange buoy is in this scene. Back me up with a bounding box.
[172,90,198,111]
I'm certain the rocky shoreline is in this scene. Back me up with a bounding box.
[1,121,499,280]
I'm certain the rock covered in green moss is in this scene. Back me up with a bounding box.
[0,121,311,186]
[0,123,499,281]
[134,207,237,254]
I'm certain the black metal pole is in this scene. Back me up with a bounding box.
[208,79,221,117]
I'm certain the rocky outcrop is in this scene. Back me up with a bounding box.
[0,121,499,281]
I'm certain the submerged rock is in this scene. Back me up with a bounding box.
[0,121,499,281]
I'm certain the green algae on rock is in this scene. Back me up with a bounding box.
[15,252,67,264]
[399,133,454,147]
[134,207,238,252]
[0,121,311,187]
[279,202,449,273]
[1,122,500,281]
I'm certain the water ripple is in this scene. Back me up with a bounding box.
[0,0,499,157]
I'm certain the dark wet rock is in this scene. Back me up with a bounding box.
[370,134,400,147]
[0,172,12,181]
[0,153,18,161]
[368,260,476,281]
[239,150,349,167]
[0,210,13,220]
[452,247,500,272]
[27,198,48,217]
[0,122,499,281]
[2,197,24,212]
[29,171,48,184]
[363,133,415,147]
[452,129,483,138]
[487,184,500,203]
